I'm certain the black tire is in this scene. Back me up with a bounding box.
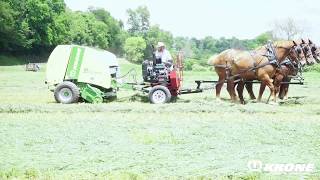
[54,81,80,104]
[148,85,172,104]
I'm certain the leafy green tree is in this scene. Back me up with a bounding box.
[184,59,196,71]
[50,12,71,45]
[126,6,150,36]
[0,0,32,51]
[24,0,68,49]
[229,37,247,50]
[202,36,217,53]
[89,7,126,55]
[241,39,258,50]
[189,38,202,59]
[173,37,187,51]
[0,0,68,52]
[144,25,173,59]
[214,37,232,53]
[68,11,109,49]
[124,37,146,63]
[145,25,173,48]
[0,1,19,50]
[255,31,273,45]
[0,0,283,64]
[90,20,110,49]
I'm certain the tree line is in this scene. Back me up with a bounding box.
[0,1,280,66]
[0,0,125,55]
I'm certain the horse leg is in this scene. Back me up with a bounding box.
[284,84,289,100]
[215,67,225,99]
[273,75,283,99]
[279,84,289,100]
[257,82,266,102]
[234,80,240,101]
[227,77,237,102]
[283,78,291,100]
[274,82,281,99]
[279,84,286,100]
[237,80,245,104]
[275,86,281,99]
[245,81,256,100]
[279,77,290,100]
[265,78,276,103]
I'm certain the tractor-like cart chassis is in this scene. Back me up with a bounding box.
[128,52,213,104]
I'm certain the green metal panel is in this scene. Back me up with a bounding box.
[79,83,103,103]
[65,46,85,80]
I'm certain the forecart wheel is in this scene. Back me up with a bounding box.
[148,85,172,104]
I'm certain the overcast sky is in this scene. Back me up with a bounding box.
[65,0,320,42]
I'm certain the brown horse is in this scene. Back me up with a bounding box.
[278,39,317,100]
[308,39,320,63]
[208,49,256,100]
[300,39,317,65]
[227,41,301,104]
[257,43,306,103]
[250,39,312,101]
[243,40,310,101]
[274,62,299,97]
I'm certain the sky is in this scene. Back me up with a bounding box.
[64,0,320,42]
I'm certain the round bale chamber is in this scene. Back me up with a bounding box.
[46,45,119,104]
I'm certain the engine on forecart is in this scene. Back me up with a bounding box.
[140,52,184,104]
[142,60,170,83]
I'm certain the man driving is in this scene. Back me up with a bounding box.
[155,42,173,69]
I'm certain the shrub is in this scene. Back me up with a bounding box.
[124,37,146,63]
[184,59,197,71]
[192,63,208,71]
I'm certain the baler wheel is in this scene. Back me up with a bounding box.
[54,81,80,104]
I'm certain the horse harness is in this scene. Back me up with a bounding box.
[226,42,299,80]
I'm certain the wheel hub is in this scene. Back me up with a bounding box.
[59,88,73,102]
[152,90,166,104]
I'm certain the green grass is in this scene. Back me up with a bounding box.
[304,64,320,73]
[0,58,320,179]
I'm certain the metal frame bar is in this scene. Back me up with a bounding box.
[195,80,304,86]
